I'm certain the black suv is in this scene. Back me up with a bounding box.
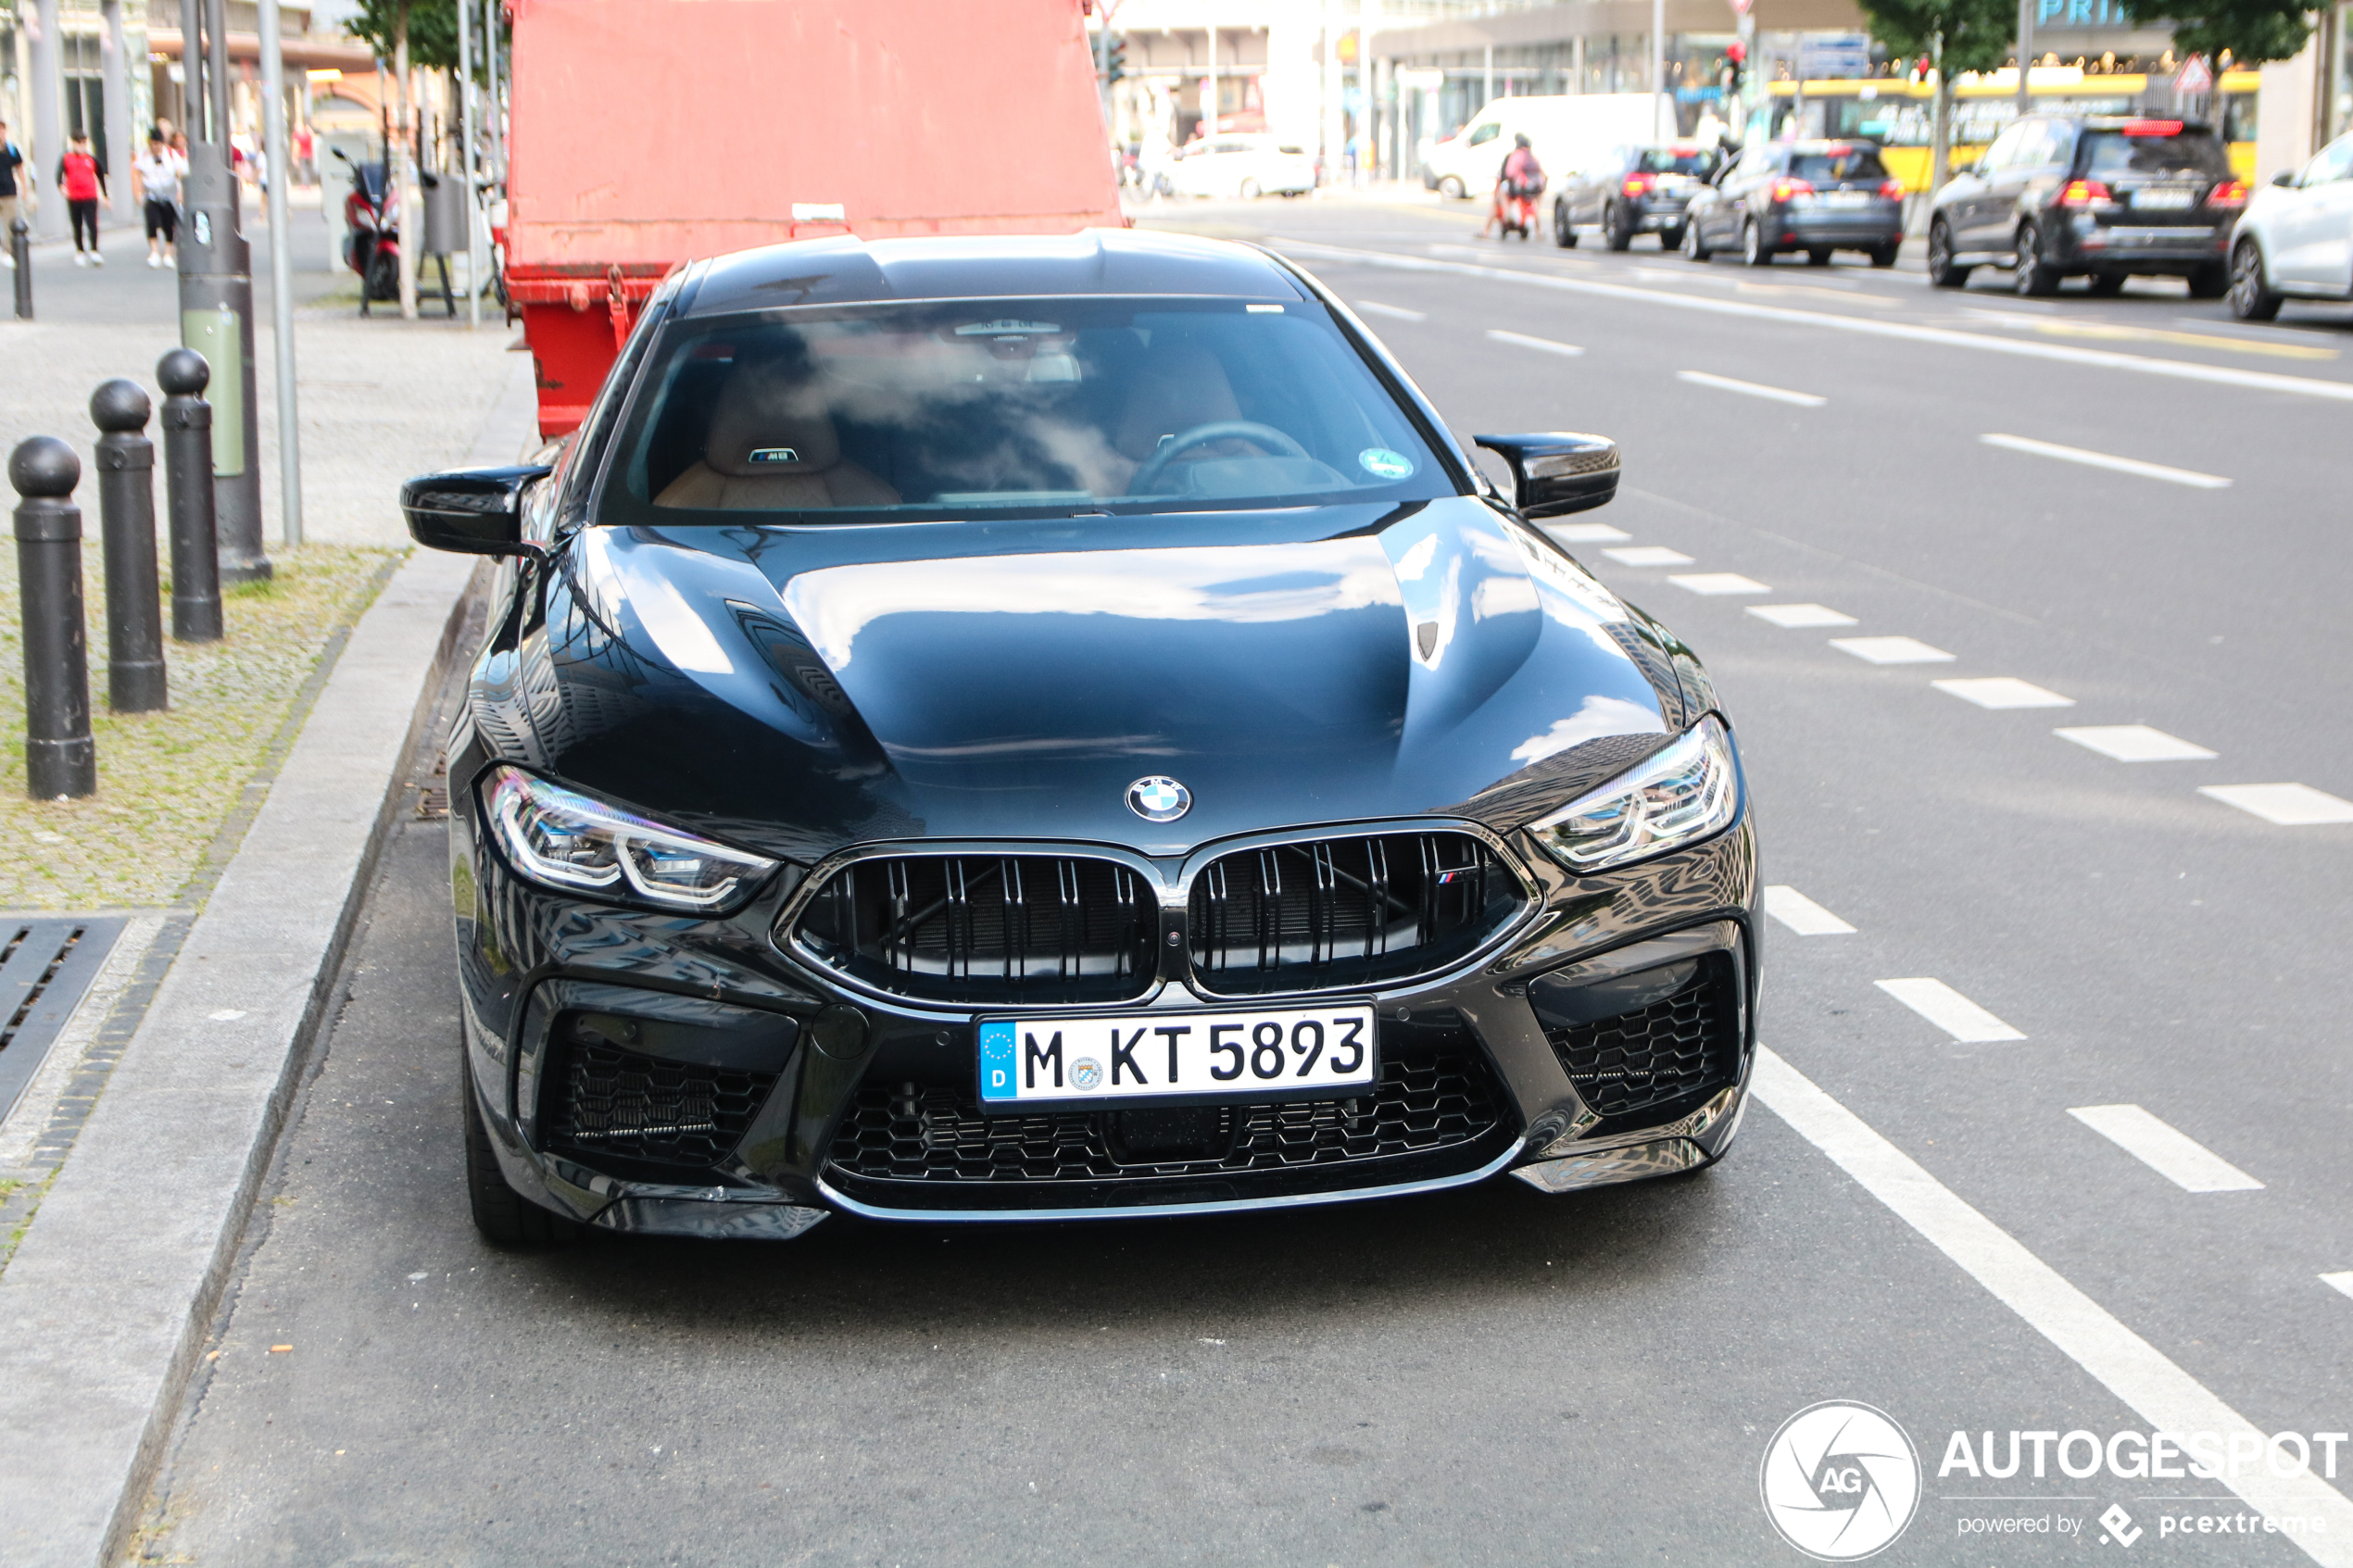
[1553,143,1724,251]
[1681,140,1904,267]
[1926,115,2246,295]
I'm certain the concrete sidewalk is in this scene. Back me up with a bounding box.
[0,348,538,1568]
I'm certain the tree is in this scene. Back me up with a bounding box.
[2117,0,2311,68]
[1854,0,2014,193]
[344,0,459,74]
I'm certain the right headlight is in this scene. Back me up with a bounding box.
[480,764,778,914]
[1529,715,1740,872]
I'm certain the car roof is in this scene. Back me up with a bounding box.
[680,230,1309,318]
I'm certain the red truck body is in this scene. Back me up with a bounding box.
[506,0,1125,436]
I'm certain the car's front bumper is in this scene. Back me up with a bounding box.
[448,740,1761,1239]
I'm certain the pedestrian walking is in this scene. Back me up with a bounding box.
[133,129,181,268]
[58,132,107,266]
[0,120,28,270]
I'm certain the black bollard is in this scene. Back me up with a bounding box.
[91,380,170,713]
[9,219,30,320]
[10,437,97,799]
[157,349,223,643]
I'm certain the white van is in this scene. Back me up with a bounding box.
[1422,94,1668,200]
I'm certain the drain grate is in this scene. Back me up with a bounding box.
[0,919,128,1124]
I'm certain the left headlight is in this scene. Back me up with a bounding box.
[1528,715,1740,872]
[480,765,779,914]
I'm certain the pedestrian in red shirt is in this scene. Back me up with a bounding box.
[58,132,107,266]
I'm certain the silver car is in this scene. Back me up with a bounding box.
[2229,132,2353,320]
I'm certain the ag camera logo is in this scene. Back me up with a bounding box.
[1760,1401,1921,1561]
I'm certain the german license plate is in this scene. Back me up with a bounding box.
[1825,190,1871,207]
[2133,188,2196,209]
[978,1004,1378,1110]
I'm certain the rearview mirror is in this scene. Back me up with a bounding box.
[1472,433,1620,519]
[399,464,552,558]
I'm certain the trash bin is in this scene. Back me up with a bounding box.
[421,171,471,257]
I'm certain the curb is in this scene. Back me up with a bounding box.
[0,546,484,1566]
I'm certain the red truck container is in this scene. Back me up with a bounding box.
[506,0,1126,436]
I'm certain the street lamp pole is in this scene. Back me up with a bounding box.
[258,0,303,546]
[1653,0,1668,141]
[459,0,480,329]
[2016,0,2035,118]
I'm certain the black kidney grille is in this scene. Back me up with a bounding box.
[790,854,1158,1005]
[1189,832,1524,995]
[827,1041,1502,1185]
[1544,955,1740,1123]
[548,1040,777,1168]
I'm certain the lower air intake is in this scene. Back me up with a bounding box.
[547,1038,777,1169]
[1542,952,1742,1123]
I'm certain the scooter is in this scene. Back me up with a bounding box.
[333,148,400,308]
[1494,178,1543,241]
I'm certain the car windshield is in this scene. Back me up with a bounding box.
[1793,148,1888,184]
[601,297,1453,522]
[1635,147,1719,176]
[2082,127,2230,178]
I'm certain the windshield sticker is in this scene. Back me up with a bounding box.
[1359,447,1416,481]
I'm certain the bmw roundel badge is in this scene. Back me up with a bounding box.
[1126,776,1191,822]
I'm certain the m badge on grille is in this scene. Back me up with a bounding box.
[1126,776,1190,822]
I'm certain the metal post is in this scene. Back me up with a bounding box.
[2016,0,2035,119]
[459,0,480,329]
[90,380,168,713]
[31,0,66,242]
[258,0,303,545]
[102,0,134,224]
[204,0,232,152]
[181,0,207,141]
[9,437,97,800]
[175,143,268,582]
[157,349,224,642]
[484,0,505,186]
[1653,0,1667,140]
[10,220,31,319]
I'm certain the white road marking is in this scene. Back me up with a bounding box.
[1601,546,1695,567]
[1748,602,1857,628]
[1875,978,2025,1042]
[1668,572,1769,596]
[2323,1273,2353,1302]
[2067,1105,2264,1193]
[1831,635,1956,665]
[1932,677,2075,709]
[1677,369,1827,406]
[1353,299,1428,322]
[2055,724,2217,762]
[1267,238,2353,404]
[1751,1048,2353,1563]
[1763,885,1855,935]
[1487,328,1586,357]
[1551,521,1630,543]
[2198,783,2353,825]
[1981,433,2233,489]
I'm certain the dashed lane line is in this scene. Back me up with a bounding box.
[1677,369,1827,407]
[1831,635,1956,665]
[2323,1273,2353,1303]
[1875,978,2026,1042]
[1763,885,1856,935]
[1753,1048,2353,1566]
[1551,521,1630,543]
[1968,311,2341,361]
[2067,1105,2266,1194]
[1353,299,1428,322]
[1667,572,1769,596]
[1981,433,2233,490]
[2056,725,2218,762]
[1600,546,1694,567]
[1486,328,1586,357]
[1267,238,2353,404]
[2198,783,2353,826]
[1748,602,1857,628]
[1932,676,2076,709]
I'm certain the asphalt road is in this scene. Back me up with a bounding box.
[134,194,2353,1567]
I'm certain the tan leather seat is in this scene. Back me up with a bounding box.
[655,358,900,509]
[1113,341,1241,463]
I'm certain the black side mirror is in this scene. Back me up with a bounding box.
[399,465,552,558]
[2271,169,2296,187]
[1472,433,1620,519]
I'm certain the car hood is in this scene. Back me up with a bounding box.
[502,497,1684,861]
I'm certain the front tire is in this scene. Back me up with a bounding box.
[1554,200,1579,247]
[1605,205,1634,251]
[1238,178,1262,200]
[1742,217,1772,267]
[1682,219,1712,262]
[2186,259,2230,300]
[2229,238,2284,320]
[363,249,399,302]
[1660,223,1687,253]
[2014,221,2061,295]
[464,1060,581,1248]
[1806,247,1833,267]
[1868,241,1900,268]
[1926,217,1970,287]
[1439,174,1466,201]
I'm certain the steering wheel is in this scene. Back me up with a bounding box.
[1129,420,1311,495]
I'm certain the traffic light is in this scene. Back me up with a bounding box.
[1724,41,1745,97]
[1106,34,1126,84]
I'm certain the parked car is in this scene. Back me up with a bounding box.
[1683,139,1903,267]
[1168,134,1315,199]
[397,231,1760,1246]
[1554,143,1725,251]
[1422,94,1660,200]
[1926,115,2243,296]
[2224,131,2353,320]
